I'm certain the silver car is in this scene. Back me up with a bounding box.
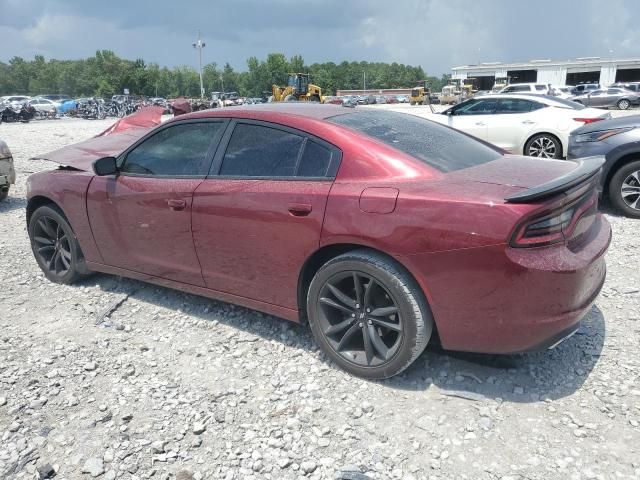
[571,88,640,110]
[0,139,16,201]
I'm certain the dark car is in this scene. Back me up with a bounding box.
[568,114,640,218]
[27,104,610,379]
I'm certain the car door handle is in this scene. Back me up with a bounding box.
[167,199,186,211]
[475,122,487,126]
[288,203,312,216]
[522,120,536,125]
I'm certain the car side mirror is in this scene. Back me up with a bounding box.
[93,156,118,176]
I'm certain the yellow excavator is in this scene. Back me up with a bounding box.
[271,73,323,102]
[409,80,432,105]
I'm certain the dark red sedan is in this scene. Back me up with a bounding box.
[27,104,610,379]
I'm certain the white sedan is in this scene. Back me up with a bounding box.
[427,94,609,158]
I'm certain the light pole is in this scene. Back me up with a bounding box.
[192,31,206,98]
[363,71,366,93]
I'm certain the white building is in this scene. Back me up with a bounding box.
[451,57,640,90]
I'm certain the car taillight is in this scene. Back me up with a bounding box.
[510,191,597,248]
[573,117,604,124]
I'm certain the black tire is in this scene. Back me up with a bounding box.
[284,94,296,102]
[28,205,87,284]
[309,95,320,102]
[306,249,433,379]
[608,159,640,218]
[617,99,630,110]
[0,188,8,201]
[524,133,562,159]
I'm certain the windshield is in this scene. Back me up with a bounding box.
[328,110,501,173]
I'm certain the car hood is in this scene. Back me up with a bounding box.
[32,128,150,171]
[447,154,579,189]
[32,107,164,171]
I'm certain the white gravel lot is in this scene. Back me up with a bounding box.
[0,115,639,480]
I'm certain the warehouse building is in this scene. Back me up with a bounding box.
[451,57,640,90]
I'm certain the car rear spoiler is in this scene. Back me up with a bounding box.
[504,156,605,203]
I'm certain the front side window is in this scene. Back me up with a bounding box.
[453,98,498,115]
[504,85,530,93]
[121,122,223,176]
[535,85,547,91]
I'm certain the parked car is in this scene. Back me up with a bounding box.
[428,94,609,158]
[549,85,575,99]
[568,114,640,218]
[384,95,399,104]
[28,97,59,117]
[374,95,386,104]
[323,96,344,106]
[571,88,640,110]
[610,82,640,94]
[0,95,30,107]
[342,96,358,107]
[499,83,550,95]
[28,104,610,379]
[571,84,600,96]
[396,95,409,103]
[40,94,71,103]
[0,139,16,201]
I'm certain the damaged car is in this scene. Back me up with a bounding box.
[26,104,610,379]
[0,139,16,201]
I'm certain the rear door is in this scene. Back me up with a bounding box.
[87,120,226,286]
[192,120,341,309]
[486,98,546,153]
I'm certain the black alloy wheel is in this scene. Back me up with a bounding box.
[29,205,86,284]
[307,250,432,379]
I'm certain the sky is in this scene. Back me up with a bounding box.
[1,0,639,75]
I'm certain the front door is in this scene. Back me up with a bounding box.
[192,121,340,309]
[446,98,498,142]
[87,120,226,286]
[486,98,544,154]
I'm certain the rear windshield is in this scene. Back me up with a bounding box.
[328,110,501,173]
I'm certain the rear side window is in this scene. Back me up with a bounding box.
[495,98,545,114]
[328,110,501,173]
[122,122,223,176]
[220,124,338,178]
[504,85,530,92]
[220,124,304,177]
[535,85,547,91]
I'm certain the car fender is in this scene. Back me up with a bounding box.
[26,169,104,264]
[602,140,640,189]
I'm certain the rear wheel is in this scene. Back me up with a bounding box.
[28,205,87,284]
[284,94,297,102]
[525,134,562,159]
[617,99,630,110]
[0,187,8,201]
[608,159,640,218]
[307,250,432,379]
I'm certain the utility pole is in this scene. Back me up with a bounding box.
[363,71,366,93]
[192,31,206,98]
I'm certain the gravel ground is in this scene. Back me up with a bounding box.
[0,116,638,480]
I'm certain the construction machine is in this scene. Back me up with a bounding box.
[271,73,323,102]
[409,80,432,106]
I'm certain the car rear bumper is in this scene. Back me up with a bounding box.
[400,214,611,354]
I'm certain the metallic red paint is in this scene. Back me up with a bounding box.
[27,104,610,355]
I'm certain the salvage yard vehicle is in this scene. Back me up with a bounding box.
[571,88,640,110]
[569,114,640,218]
[0,139,16,201]
[409,81,432,105]
[27,104,610,379]
[499,83,550,95]
[428,94,609,158]
[271,73,322,102]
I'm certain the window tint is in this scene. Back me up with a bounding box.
[607,88,623,94]
[298,140,332,177]
[328,110,501,173]
[495,98,537,114]
[122,122,222,176]
[504,85,530,92]
[452,98,498,115]
[220,124,304,177]
[535,85,547,91]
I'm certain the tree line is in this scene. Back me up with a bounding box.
[0,50,450,99]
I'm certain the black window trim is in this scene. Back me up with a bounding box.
[208,118,343,181]
[115,118,230,179]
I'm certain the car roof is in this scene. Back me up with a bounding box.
[479,94,565,105]
[176,103,352,121]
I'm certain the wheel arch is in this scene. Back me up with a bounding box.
[524,131,564,157]
[603,151,640,196]
[26,195,62,227]
[296,243,439,341]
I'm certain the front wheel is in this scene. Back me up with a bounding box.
[525,134,562,159]
[307,250,433,379]
[617,99,630,110]
[0,187,8,202]
[28,205,88,284]
[608,159,640,218]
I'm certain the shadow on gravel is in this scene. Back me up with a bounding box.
[77,274,605,404]
[0,195,26,214]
